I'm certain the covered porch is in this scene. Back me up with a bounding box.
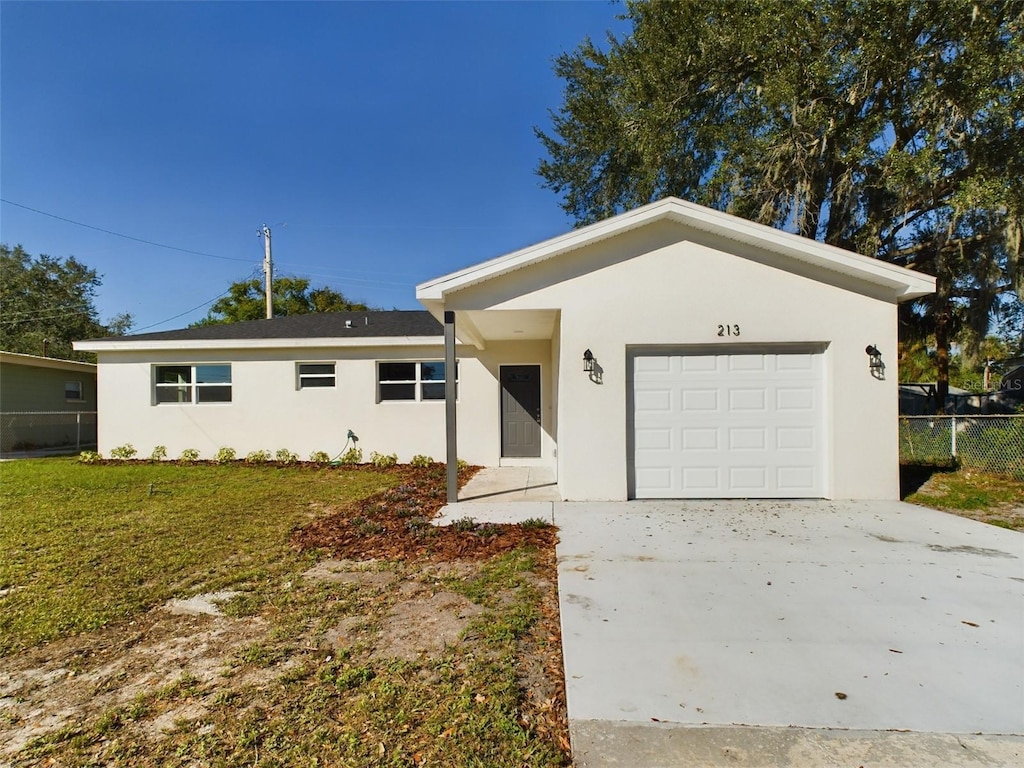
[431,306,563,504]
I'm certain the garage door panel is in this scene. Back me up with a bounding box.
[728,355,768,372]
[681,356,716,373]
[635,466,674,492]
[632,351,825,498]
[635,389,673,412]
[729,427,766,450]
[682,427,718,450]
[730,466,767,490]
[681,467,719,491]
[777,427,814,450]
[729,388,767,410]
[776,387,815,410]
[776,354,815,371]
[636,356,672,373]
[681,389,719,411]
[635,427,672,450]
[778,466,816,490]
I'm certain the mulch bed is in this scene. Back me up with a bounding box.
[291,464,558,561]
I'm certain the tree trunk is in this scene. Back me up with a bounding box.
[934,301,951,414]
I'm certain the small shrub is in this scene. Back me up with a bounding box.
[339,447,363,465]
[275,448,299,465]
[214,447,237,464]
[370,451,398,468]
[410,454,434,468]
[109,444,138,460]
[179,448,200,463]
[149,445,168,462]
[457,458,468,470]
[78,450,102,464]
[451,516,478,533]
[308,450,330,464]
[245,449,271,464]
[520,517,552,530]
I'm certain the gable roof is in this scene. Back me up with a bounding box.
[0,350,96,374]
[75,311,442,352]
[416,196,936,303]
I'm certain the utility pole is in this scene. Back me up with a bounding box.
[260,224,273,319]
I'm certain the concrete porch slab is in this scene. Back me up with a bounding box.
[432,466,560,526]
[432,501,554,527]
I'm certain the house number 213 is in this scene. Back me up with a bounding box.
[717,324,740,337]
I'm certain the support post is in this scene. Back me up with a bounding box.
[76,412,81,451]
[950,414,957,458]
[445,311,458,503]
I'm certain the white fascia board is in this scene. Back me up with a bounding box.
[415,197,936,302]
[74,336,445,353]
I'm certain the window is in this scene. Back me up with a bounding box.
[378,361,457,402]
[154,364,231,404]
[298,362,336,389]
[65,381,84,401]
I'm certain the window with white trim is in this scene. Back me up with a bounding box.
[65,380,84,401]
[377,361,457,401]
[298,362,336,389]
[154,364,232,404]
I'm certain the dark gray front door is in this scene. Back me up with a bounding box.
[501,365,541,458]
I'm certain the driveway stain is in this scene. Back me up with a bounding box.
[927,544,1018,558]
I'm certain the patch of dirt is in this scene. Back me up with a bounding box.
[372,590,485,662]
[0,609,267,760]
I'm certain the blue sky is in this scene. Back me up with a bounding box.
[1,0,627,332]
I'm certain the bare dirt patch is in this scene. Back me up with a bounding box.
[0,608,267,760]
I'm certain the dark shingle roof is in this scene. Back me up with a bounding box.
[111,311,442,342]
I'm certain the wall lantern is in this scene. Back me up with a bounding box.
[583,349,595,373]
[865,344,885,379]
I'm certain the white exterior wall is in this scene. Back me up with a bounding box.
[448,221,900,500]
[94,340,553,466]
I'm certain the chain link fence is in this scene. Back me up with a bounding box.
[0,411,97,453]
[899,415,1024,479]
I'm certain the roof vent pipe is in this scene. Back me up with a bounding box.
[345,320,353,329]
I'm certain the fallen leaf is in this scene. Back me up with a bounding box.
[835,692,848,700]
[961,621,979,628]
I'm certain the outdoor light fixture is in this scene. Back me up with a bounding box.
[583,349,595,373]
[866,345,885,379]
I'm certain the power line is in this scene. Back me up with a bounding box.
[0,199,255,263]
[129,267,263,332]
[0,305,97,325]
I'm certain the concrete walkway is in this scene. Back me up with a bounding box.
[556,500,1024,767]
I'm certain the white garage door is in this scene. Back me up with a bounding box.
[631,351,825,498]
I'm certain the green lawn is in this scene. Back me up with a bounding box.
[0,458,568,767]
[0,458,396,655]
[903,467,1024,530]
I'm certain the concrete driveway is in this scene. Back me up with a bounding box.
[555,500,1024,767]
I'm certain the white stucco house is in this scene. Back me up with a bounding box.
[76,197,934,500]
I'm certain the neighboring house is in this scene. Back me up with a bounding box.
[76,197,934,500]
[998,357,1024,402]
[0,351,97,451]
[899,383,971,415]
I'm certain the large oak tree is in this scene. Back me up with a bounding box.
[537,0,1024,405]
[0,244,132,361]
